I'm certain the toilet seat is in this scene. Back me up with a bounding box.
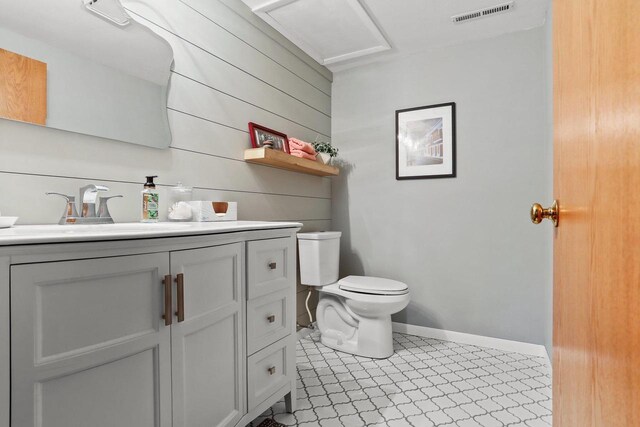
[320,283,409,304]
[338,275,409,296]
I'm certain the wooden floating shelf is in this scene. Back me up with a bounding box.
[244,148,339,177]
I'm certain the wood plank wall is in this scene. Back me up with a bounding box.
[0,0,330,327]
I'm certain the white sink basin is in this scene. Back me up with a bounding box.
[49,222,196,232]
[9,222,198,234]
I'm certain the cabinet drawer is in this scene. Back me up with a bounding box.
[247,288,291,354]
[247,336,294,411]
[247,238,294,299]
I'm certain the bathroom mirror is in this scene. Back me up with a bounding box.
[0,0,174,149]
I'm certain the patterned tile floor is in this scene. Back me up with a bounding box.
[251,331,552,427]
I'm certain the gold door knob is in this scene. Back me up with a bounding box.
[530,200,559,227]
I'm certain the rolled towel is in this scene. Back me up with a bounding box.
[290,149,317,161]
[288,137,316,155]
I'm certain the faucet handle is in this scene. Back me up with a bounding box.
[98,195,123,220]
[46,192,80,224]
[46,192,74,202]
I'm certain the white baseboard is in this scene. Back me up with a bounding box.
[392,322,550,363]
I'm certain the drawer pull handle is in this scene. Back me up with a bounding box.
[162,275,172,326]
[268,262,277,270]
[175,273,185,323]
[267,314,276,323]
[268,366,276,375]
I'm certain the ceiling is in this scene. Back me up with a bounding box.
[242,0,550,72]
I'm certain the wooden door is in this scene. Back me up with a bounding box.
[11,253,172,427]
[553,0,640,425]
[170,243,244,427]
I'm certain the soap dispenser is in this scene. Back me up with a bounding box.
[141,176,159,223]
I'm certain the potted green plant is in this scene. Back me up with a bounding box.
[312,140,339,165]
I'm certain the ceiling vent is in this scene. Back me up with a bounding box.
[451,1,514,24]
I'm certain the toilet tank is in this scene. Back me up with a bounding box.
[297,231,341,286]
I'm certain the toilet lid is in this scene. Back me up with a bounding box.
[297,231,342,240]
[338,276,408,295]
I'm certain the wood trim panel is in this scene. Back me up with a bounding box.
[244,148,339,177]
[0,49,46,125]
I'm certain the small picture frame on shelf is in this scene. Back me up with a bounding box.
[248,122,290,153]
[396,102,456,180]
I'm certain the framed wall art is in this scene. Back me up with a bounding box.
[396,102,456,180]
[248,122,290,153]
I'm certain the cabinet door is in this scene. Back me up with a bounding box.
[11,253,172,427]
[170,243,244,427]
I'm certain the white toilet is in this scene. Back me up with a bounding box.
[298,231,410,359]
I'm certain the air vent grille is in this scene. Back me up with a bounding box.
[452,1,514,24]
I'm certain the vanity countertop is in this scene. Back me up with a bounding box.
[0,221,303,246]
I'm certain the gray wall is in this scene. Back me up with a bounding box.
[332,27,552,346]
[0,0,331,327]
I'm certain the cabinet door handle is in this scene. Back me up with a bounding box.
[268,366,276,375]
[162,275,172,326]
[268,262,277,270]
[267,314,276,323]
[175,273,185,323]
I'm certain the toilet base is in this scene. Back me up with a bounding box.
[319,314,394,359]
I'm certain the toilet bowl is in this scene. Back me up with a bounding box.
[316,277,410,358]
[298,232,410,359]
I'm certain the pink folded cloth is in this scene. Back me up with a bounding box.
[288,137,316,155]
[290,149,317,161]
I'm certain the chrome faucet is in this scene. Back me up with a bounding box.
[46,184,122,224]
[79,184,109,218]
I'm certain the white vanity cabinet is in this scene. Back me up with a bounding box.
[0,222,300,427]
